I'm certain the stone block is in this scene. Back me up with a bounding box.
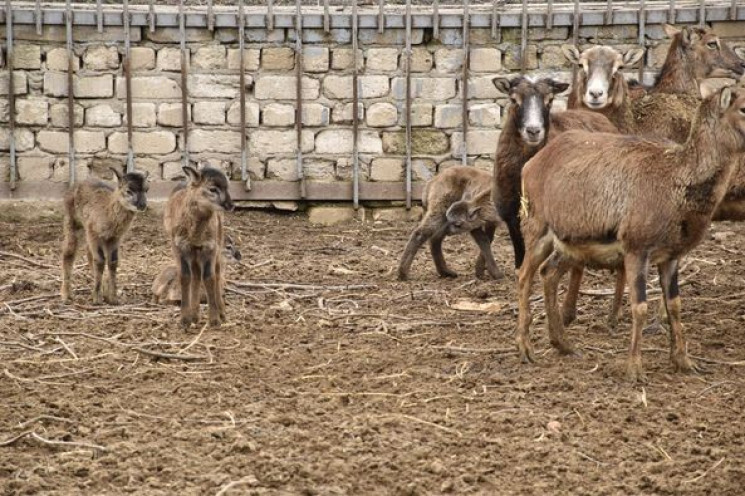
[262,47,295,70]
[435,48,464,72]
[323,75,389,99]
[469,104,501,127]
[366,48,399,72]
[13,44,42,70]
[408,103,433,127]
[315,130,382,155]
[50,103,83,127]
[412,158,436,181]
[38,130,105,154]
[332,102,364,124]
[187,130,240,154]
[157,103,191,127]
[359,29,423,45]
[108,131,177,155]
[16,99,48,126]
[267,158,335,181]
[410,48,434,72]
[578,25,638,41]
[249,130,314,159]
[434,104,462,128]
[391,77,456,100]
[189,75,245,99]
[263,103,296,127]
[468,76,502,99]
[46,48,79,71]
[117,76,181,100]
[470,48,502,72]
[192,46,227,70]
[156,47,181,71]
[303,47,330,73]
[146,28,213,43]
[227,49,261,71]
[214,28,285,44]
[86,104,121,127]
[127,103,157,128]
[0,72,28,96]
[366,102,398,128]
[302,103,330,127]
[226,102,260,127]
[1,25,139,43]
[307,206,358,226]
[370,158,403,181]
[647,43,671,69]
[501,27,569,43]
[382,130,449,155]
[0,128,34,152]
[193,102,226,125]
[18,155,55,182]
[451,129,501,157]
[130,47,156,71]
[254,76,320,100]
[331,48,364,70]
[74,75,114,98]
[504,45,539,71]
[84,45,120,70]
[541,45,571,69]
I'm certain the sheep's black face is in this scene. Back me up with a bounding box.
[116,171,149,212]
[223,234,242,264]
[201,168,235,213]
[446,200,483,235]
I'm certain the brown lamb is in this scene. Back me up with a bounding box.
[60,168,149,305]
[164,166,235,329]
[397,166,502,281]
[516,86,745,383]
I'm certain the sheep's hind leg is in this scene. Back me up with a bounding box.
[60,225,79,304]
[201,251,221,328]
[430,225,457,279]
[103,243,120,305]
[659,260,699,374]
[473,223,502,280]
[561,267,583,327]
[179,253,196,329]
[87,236,106,305]
[541,251,580,357]
[397,215,439,281]
[607,270,626,332]
[624,252,650,383]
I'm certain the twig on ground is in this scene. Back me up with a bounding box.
[0,431,106,452]
[683,457,725,484]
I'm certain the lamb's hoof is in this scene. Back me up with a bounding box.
[180,316,195,329]
[438,270,458,279]
[625,358,647,384]
[553,340,582,358]
[562,310,577,327]
[396,270,409,281]
[209,317,222,328]
[487,268,505,280]
[104,295,119,306]
[61,293,73,305]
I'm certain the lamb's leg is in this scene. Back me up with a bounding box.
[659,260,698,374]
[471,225,502,280]
[201,251,221,328]
[561,267,583,326]
[190,258,203,325]
[624,252,650,383]
[397,215,439,281]
[104,243,119,305]
[215,253,226,323]
[87,235,106,305]
[60,224,79,304]
[608,270,626,332]
[179,252,195,329]
[541,251,579,356]
[430,224,457,279]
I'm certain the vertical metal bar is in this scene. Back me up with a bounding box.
[267,0,274,31]
[605,0,613,25]
[352,0,360,210]
[179,0,189,169]
[378,0,385,34]
[35,0,42,35]
[207,0,214,32]
[6,0,16,190]
[520,0,528,74]
[148,0,156,33]
[547,0,554,29]
[573,0,580,46]
[239,0,250,190]
[323,0,330,33]
[491,0,501,43]
[66,0,76,186]
[404,0,412,210]
[699,0,706,27]
[295,0,305,199]
[638,0,646,83]
[433,0,440,41]
[732,0,738,20]
[462,0,469,167]
[668,0,676,24]
[96,0,103,33]
[124,0,134,173]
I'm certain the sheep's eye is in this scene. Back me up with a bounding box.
[740,107,745,115]
[210,187,219,195]
[707,42,718,50]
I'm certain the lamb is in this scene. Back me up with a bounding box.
[164,166,235,329]
[152,235,241,305]
[516,86,745,382]
[492,76,625,328]
[60,167,149,305]
[397,166,502,281]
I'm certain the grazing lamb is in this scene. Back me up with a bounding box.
[152,235,241,305]
[492,76,625,329]
[516,86,745,382]
[60,167,149,305]
[164,166,235,329]
[397,166,502,281]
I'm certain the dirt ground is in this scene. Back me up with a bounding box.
[1,202,744,495]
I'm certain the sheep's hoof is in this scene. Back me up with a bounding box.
[517,340,536,364]
[672,352,699,374]
[396,271,409,281]
[562,309,577,327]
[625,358,647,384]
[487,267,504,280]
[553,340,581,358]
[180,315,195,329]
[209,317,222,328]
[438,269,458,279]
[104,295,119,305]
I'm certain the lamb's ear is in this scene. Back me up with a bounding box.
[663,24,680,39]
[109,167,123,184]
[719,87,733,112]
[549,80,570,95]
[680,26,694,46]
[460,190,473,202]
[468,205,482,220]
[142,170,150,181]
[492,77,513,96]
[561,44,582,66]
[182,166,202,185]
[622,48,645,67]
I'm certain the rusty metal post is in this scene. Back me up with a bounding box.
[35,0,42,35]
[239,0,250,191]
[124,0,134,173]
[491,0,501,42]
[295,0,306,199]
[179,0,190,169]
[148,0,156,33]
[96,0,103,33]
[267,0,274,31]
[378,0,385,34]
[520,0,528,74]
[66,0,76,186]
[669,0,676,24]
[547,0,554,29]
[732,0,738,20]
[207,0,214,32]
[605,0,613,25]
[404,0,413,210]
[639,0,646,83]
[573,0,580,45]
[6,0,16,190]
[462,0,470,166]
[352,0,360,210]
[699,0,706,27]
[433,0,440,40]
[323,0,330,33]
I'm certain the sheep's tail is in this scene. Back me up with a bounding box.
[519,178,530,220]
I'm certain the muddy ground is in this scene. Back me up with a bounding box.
[1,202,744,495]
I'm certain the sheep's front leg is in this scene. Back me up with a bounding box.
[104,243,120,305]
[471,225,502,280]
[430,224,457,279]
[397,215,440,281]
[541,251,579,356]
[179,252,195,329]
[659,260,698,374]
[625,252,650,383]
[215,253,227,323]
[201,250,221,328]
[60,225,79,304]
[87,234,106,305]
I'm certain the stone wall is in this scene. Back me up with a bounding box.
[1,15,744,201]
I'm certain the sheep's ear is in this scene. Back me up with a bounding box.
[182,166,202,185]
[109,167,123,184]
[468,205,482,221]
[663,24,680,39]
[492,77,512,96]
[561,45,582,65]
[460,190,473,202]
[623,48,645,67]
[679,26,695,46]
[142,170,150,181]
[549,80,570,95]
[719,87,732,111]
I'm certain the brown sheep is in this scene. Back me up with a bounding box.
[516,86,745,382]
[398,166,501,281]
[164,166,235,329]
[60,168,149,305]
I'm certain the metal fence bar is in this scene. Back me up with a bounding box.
[669,0,676,24]
[638,0,646,82]
[731,0,738,20]
[6,0,17,190]
[492,0,501,42]
[547,0,554,29]
[462,0,469,166]
[295,0,306,199]
[378,0,385,34]
[573,0,580,46]
[323,0,330,33]
[699,0,706,26]
[179,0,189,169]
[267,0,274,31]
[207,0,214,31]
[124,0,134,173]
[404,0,412,210]
[96,0,103,33]
[605,0,613,25]
[521,0,528,73]
[433,0,440,40]
[239,0,250,190]
[66,0,76,186]
[352,0,360,210]
[35,0,42,35]
[148,0,155,33]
